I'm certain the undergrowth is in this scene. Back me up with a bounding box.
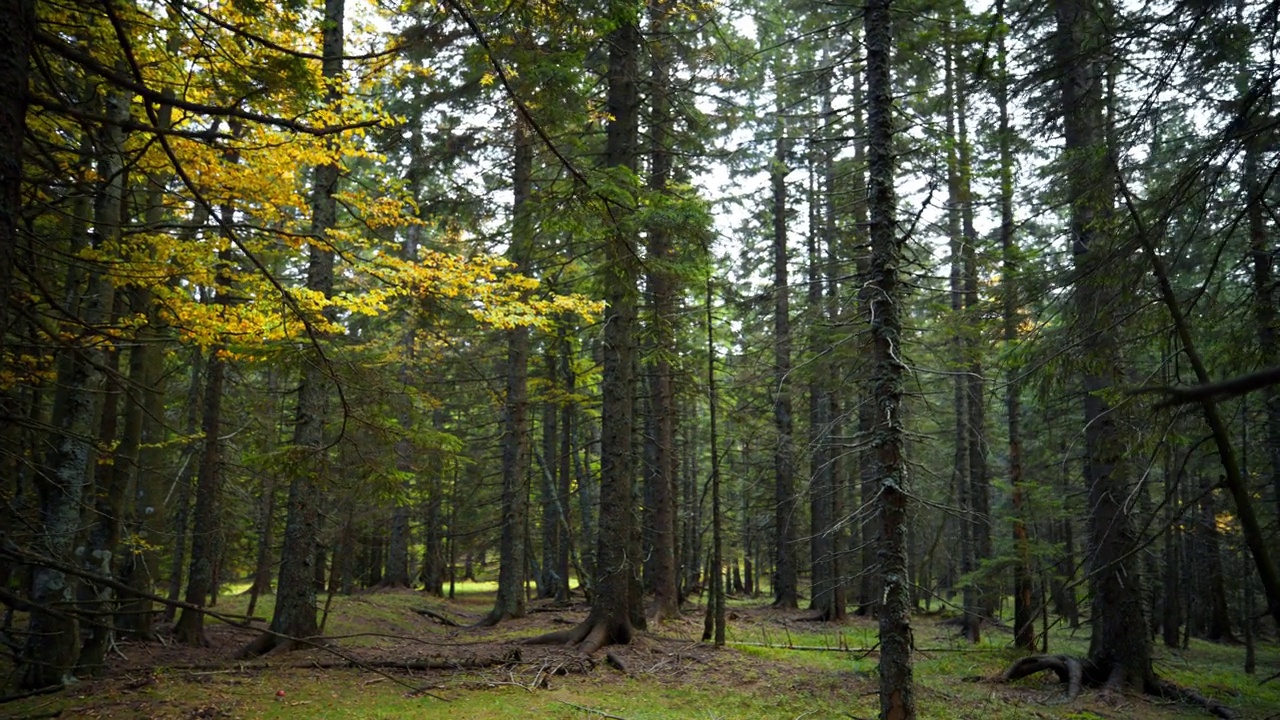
[1,585,1275,719]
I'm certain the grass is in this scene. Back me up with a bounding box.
[2,586,1276,719]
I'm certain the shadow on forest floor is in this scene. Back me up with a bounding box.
[2,586,1276,719]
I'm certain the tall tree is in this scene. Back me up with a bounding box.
[770,88,798,610]
[0,0,34,335]
[482,109,534,626]
[995,0,1035,653]
[943,18,977,642]
[20,81,125,685]
[529,0,641,653]
[243,0,344,655]
[1055,0,1151,689]
[173,256,232,646]
[865,0,915,716]
[645,0,680,624]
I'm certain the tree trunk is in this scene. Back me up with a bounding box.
[956,42,991,626]
[866,1,915,716]
[117,35,179,639]
[1196,474,1235,642]
[704,279,725,645]
[644,0,680,624]
[530,7,640,654]
[385,128,424,591]
[577,356,599,595]
[165,350,204,621]
[997,0,1034,652]
[944,25,976,644]
[73,90,126,666]
[540,391,561,600]
[421,410,447,596]
[771,93,798,610]
[245,0,343,656]
[77,308,123,673]
[557,335,574,601]
[806,61,836,618]
[0,0,34,329]
[245,473,276,614]
[483,109,534,626]
[174,341,227,646]
[681,416,702,596]
[1055,0,1153,690]
[21,130,114,689]
[849,55,878,618]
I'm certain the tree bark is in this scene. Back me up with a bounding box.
[529,6,639,654]
[165,350,204,621]
[996,0,1034,653]
[0,0,34,329]
[244,0,343,656]
[771,93,798,610]
[703,280,725,645]
[807,55,838,620]
[540,377,562,600]
[21,131,113,689]
[645,0,680,624]
[173,341,226,646]
[76,93,130,672]
[866,1,915,716]
[943,25,977,644]
[118,32,180,638]
[482,109,534,626]
[956,38,991,626]
[1055,0,1153,690]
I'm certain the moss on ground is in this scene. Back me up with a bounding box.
[2,587,1275,719]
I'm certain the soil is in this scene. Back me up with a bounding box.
[2,591,1267,719]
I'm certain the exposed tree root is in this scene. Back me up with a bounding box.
[997,654,1085,702]
[1146,677,1239,719]
[413,608,463,627]
[604,651,627,672]
[646,601,681,626]
[797,606,847,623]
[473,609,520,628]
[992,655,1239,718]
[236,631,313,659]
[523,614,633,656]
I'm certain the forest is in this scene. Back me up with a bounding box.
[1,0,1279,717]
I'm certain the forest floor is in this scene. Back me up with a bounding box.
[3,583,1277,719]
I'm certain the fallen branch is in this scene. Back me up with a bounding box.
[0,684,65,705]
[556,700,631,719]
[166,649,522,673]
[301,651,521,672]
[726,641,998,654]
[1149,677,1239,720]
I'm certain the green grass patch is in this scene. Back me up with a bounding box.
[2,587,1275,719]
